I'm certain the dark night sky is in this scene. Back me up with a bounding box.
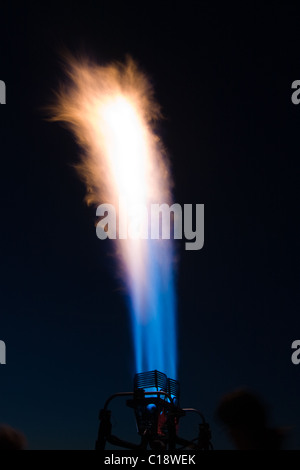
[0,2,299,450]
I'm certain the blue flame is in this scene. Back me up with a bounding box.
[127,238,177,379]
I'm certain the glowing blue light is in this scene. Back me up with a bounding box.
[146,404,157,413]
[126,238,177,379]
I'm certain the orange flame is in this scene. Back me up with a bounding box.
[48,54,172,210]
[48,54,177,375]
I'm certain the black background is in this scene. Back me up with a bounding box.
[0,2,299,449]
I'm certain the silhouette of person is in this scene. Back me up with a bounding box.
[216,388,284,450]
[0,424,27,450]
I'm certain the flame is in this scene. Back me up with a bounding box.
[49,54,177,378]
